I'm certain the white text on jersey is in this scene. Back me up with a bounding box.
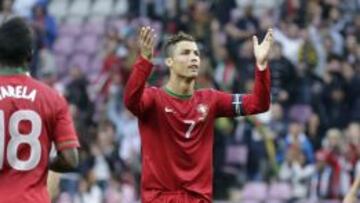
[0,86,37,102]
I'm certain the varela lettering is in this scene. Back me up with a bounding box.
[0,85,37,102]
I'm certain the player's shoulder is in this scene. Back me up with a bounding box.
[195,88,219,96]
[26,77,64,100]
[144,86,161,94]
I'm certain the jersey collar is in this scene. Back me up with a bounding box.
[0,67,29,75]
[164,86,192,100]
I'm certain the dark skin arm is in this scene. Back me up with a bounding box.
[49,147,79,172]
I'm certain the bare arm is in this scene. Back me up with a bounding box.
[49,148,79,172]
[343,175,360,203]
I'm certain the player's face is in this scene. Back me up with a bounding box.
[167,41,201,79]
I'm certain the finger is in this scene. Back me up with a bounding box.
[143,26,153,46]
[265,28,273,42]
[149,33,156,48]
[253,35,259,47]
[145,28,155,47]
[139,27,146,43]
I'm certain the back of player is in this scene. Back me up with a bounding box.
[0,18,79,203]
[0,75,78,203]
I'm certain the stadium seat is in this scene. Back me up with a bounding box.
[83,22,106,36]
[48,0,69,20]
[90,0,113,17]
[53,36,76,57]
[54,55,68,77]
[68,0,92,18]
[68,53,90,72]
[74,34,99,56]
[59,22,83,37]
[241,182,267,201]
[113,0,129,16]
[268,182,291,201]
[241,200,260,203]
[225,145,248,165]
[64,16,86,25]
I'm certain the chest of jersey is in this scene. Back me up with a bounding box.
[155,92,213,140]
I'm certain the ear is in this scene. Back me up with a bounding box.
[165,57,173,67]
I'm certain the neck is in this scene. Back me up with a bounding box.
[165,75,195,97]
[0,65,28,75]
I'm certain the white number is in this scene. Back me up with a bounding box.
[0,110,42,171]
[184,120,196,138]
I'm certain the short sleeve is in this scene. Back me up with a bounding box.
[52,95,80,151]
[214,90,244,117]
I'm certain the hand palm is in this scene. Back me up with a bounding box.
[253,29,273,70]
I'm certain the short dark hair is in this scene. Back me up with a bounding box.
[164,31,195,57]
[0,17,33,67]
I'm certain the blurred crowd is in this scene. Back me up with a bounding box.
[1,0,359,202]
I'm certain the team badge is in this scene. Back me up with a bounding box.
[197,104,208,120]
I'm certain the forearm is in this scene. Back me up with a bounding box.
[124,56,153,115]
[49,148,79,173]
[242,66,271,115]
[350,175,360,194]
[49,154,78,173]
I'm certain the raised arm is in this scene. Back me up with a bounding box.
[124,26,156,116]
[238,29,273,115]
[215,29,273,117]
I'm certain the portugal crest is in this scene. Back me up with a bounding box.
[197,104,208,120]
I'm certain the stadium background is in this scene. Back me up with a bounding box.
[2,0,359,202]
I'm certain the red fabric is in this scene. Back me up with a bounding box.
[98,54,123,96]
[149,191,208,203]
[0,74,79,203]
[325,150,342,198]
[124,57,270,202]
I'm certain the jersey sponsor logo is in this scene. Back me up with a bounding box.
[164,106,175,113]
[0,85,37,102]
[197,104,208,120]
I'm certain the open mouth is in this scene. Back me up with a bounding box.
[188,65,199,70]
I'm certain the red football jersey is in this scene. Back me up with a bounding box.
[0,74,79,203]
[124,57,270,202]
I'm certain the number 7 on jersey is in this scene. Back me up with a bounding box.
[183,120,196,138]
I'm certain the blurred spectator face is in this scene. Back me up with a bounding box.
[259,15,273,31]
[167,41,201,79]
[244,5,253,17]
[323,36,334,52]
[33,4,46,18]
[346,122,360,145]
[269,43,282,59]
[192,1,210,23]
[105,38,118,55]
[287,23,299,39]
[2,0,13,12]
[239,39,253,58]
[329,7,340,22]
[355,15,360,28]
[345,35,357,52]
[69,66,83,79]
[216,46,227,61]
[270,103,283,121]
[327,57,342,73]
[330,87,345,102]
[289,122,303,137]
[325,128,342,150]
[316,151,327,169]
[342,62,354,81]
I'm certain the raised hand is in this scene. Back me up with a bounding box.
[253,28,273,71]
[139,26,156,61]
